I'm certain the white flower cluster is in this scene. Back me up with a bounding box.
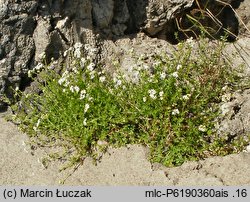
[70,86,80,93]
[143,88,165,102]
[80,90,87,100]
[84,103,90,113]
[172,109,180,115]
[148,89,157,100]
[28,62,45,78]
[198,125,207,132]
[176,64,182,70]
[186,37,195,48]
[83,118,87,126]
[159,91,164,100]
[99,76,106,83]
[58,70,70,87]
[182,94,191,100]
[171,71,178,78]
[160,72,166,80]
[87,62,95,72]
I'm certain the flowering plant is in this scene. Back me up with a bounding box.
[11,38,249,169]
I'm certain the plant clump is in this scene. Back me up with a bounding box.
[11,37,249,169]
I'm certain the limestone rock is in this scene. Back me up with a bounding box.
[218,89,250,141]
[0,0,37,109]
[143,0,194,36]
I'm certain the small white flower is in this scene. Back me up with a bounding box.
[182,94,191,100]
[172,109,180,115]
[80,90,86,100]
[99,76,106,82]
[160,72,166,79]
[63,89,66,93]
[87,63,95,71]
[187,37,193,43]
[70,86,75,93]
[80,94,85,100]
[186,37,194,47]
[148,75,155,83]
[198,125,207,132]
[80,58,87,67]
[177,64,182,70]
[58,77,66,85]
[172,72,178,78]
[159,91,164,100]
[84,103,90,113]
[74,86,80,93]
[88,96,93,101]
[74,49,81,58]
[81,90,87,94]
[83,118,87,126]
[34,63,43,71]
[116,79,122,87]
[148,89,157,100]
[69,85,80,93]
[90,71,95,79]
[72,67,78,74]
[143,97,147,102]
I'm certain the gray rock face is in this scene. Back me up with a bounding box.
[144,0,195,36]
[0,0,248,109]
[0,0,37,108]
[218,89,250,142]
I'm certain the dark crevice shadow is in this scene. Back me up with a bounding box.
[34,0,245,63]
[161,0,242,44]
